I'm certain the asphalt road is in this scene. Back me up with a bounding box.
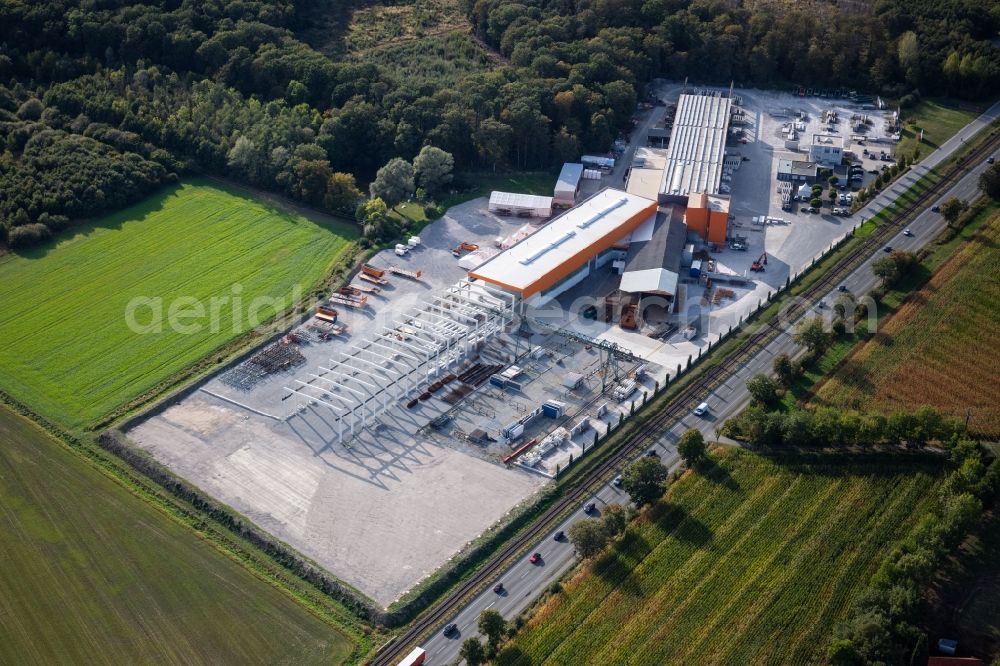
[416,100,1000,666]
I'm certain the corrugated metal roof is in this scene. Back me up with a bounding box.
[489,191,554,209]
[555,163,584,194]
[660,94,732,197]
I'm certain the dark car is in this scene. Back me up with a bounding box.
[580,304,598,320]
[553,530,565,541]
[646,449,659,457]
[987,156,995,164]
[493,583,504,594]
[529,552,543,564]
[883,246,893,253]
[613,475,623,487]
[838,285,849,293]
[443,623,458,636]
[932,205,941,212]
[584,502,597,514]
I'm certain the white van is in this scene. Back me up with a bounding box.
[693,402,709,417]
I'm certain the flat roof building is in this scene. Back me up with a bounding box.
[809,133,844,166]
[469,188,657,303]
[625,147,668,201]
[659,93,733,202]
[777,159,820,183]
[685,192,729,245]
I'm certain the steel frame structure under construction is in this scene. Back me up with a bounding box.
[284,279,516,444]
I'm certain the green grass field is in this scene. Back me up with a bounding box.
[0,405,356,665]
[0,179,356,428]
[498,449,942,666]
[896,99,979,157]
[813,210,1000,436]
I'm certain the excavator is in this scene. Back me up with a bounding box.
[750,251,768,272]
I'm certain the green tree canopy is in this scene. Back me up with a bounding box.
[621,456,669,505]
[677,428,707,467]
[567,519,609,558]
[412,146,454,195]
[369,158,414,208]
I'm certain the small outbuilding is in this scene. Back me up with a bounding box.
[488,191,553,218]
[554,163,584,208]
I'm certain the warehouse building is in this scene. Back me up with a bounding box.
[659,93,733,202]
[488,191,554,218]
[618,208,686,309]
[554,163,584,208]
[469,188,657,306]
[809,133,844,166]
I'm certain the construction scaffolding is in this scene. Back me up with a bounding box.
[283,279,516,444]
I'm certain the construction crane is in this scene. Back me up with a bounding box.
[751,251,768,272]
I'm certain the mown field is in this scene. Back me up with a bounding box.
[0,405,357,665]
[0,179,356,428]
[498,449,942,666]
[896,98,979,156]
[812,212,1000,436]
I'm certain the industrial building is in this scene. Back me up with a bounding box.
[809,133,844,166]
[469,188,658,305]
[554,163,584,208]
[618,208,686,310]
[684,192,729,245]
[488,191,553,218]
[777,159,820,184]
[659,93,733,201]
[625,147,668,201]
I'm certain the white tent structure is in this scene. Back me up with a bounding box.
[488,191,553,218]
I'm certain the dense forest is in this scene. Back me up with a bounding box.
[1,0,998,247]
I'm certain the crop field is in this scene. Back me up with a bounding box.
[497,449,942,666]
[812,212,1000,436]
[0,405,357,665]
[0,179,356,428]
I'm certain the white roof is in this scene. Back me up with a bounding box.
[619,268,679,295]
[626,168,664,201]
[469,189,657,296]
[555,163,584,194]
[811,133,844,148]
[489,191,553,209]
[660,94,732,197]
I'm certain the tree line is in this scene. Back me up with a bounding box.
[1,0,998,248]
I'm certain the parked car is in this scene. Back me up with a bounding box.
[529,552,543,564]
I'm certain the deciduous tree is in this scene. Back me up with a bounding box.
[621,456,669,504]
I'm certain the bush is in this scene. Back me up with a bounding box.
[7,222,51,248]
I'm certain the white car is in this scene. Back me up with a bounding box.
[693,402,709,417]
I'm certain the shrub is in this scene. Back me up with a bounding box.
[7,222,51,248]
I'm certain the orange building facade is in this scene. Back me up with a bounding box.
[685,192,729,244]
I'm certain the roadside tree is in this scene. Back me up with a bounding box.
[460,637,486,666]
[980,163,1000,199]
[746,374,780,406]
[567,519,609,558]
[794,316,832,356]
[940,197,967,227]
[478,609,506,649]
[621,456,669,505]
[600,503,628,539]
[677,428,707,466]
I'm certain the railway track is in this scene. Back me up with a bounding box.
[370,128,1000,665]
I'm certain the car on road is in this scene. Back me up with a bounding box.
[932,204,941,212]
[693,402,709,417]
[493,583,504,594]
[443,623,458,637]
[584,502,597,514]
[529,552,543,564]
[868,169,880,175]
[646,449,659,457]
[989,156,995,164]
[903,229,913,236]
[838,285,849,293]
[883,246,893,253]
[613,475,623,487]
[553,530,564,541]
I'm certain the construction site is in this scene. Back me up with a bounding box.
[127,84,902,608]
